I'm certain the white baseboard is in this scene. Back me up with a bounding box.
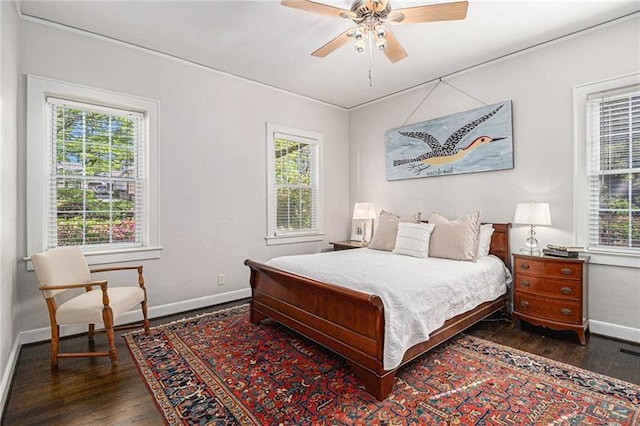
[0,338,21,419]
[18,288,251,345]
[590,320,640,344]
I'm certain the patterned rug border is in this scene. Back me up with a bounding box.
[125,304,640,425]
[123,303,250,337]
[126,304,639,392]
[124,304,253,425]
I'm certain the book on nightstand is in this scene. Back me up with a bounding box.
[543,247,580,258]
[546,244,584,251]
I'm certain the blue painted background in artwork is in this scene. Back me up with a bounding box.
[385,101,513,181]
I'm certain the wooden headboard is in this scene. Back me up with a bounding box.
[488,223,511,271]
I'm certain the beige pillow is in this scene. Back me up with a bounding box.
[369,210,422,251]
[428,211,481,261]
[393,222,435,258]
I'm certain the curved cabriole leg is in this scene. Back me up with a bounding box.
[348,361,397,401]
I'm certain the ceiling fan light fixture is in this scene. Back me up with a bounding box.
[376,37,387,50]
[354,38,366,53]
[354,26,366,40]
[375,24,386,39]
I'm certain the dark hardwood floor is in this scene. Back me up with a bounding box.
[3,302,639,425]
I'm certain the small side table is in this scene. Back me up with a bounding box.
[329,240,366,251]
[512,253,590,345]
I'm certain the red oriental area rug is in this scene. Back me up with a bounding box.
[125,305,640,425]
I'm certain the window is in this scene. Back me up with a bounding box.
[586,89,639,252]
[266,123,324,245]
[49,99,143,248]
[574,73,640,266]
[27,76,160,266]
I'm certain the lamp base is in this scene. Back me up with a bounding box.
[519,247,542,256]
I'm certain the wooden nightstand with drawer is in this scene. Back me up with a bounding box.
[512,253,590,345]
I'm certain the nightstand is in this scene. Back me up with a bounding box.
[512,253,590,345]
[329,240,366,251]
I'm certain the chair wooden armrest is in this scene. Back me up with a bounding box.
[39,280,108,291]
[90,265,143,273]
[90,265,145,289]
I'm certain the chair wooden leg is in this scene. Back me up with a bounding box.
[50,325,60,366]
[141,300,150,334]
[102,307,118,365]
[88,324,95,341]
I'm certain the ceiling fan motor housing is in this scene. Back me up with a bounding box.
[350,0,391,22]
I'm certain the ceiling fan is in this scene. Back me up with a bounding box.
[281,0,469,63]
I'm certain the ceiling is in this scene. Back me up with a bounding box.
[18,1,640,109]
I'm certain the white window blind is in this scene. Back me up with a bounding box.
[586,87,640,252]
[46,98,145,249]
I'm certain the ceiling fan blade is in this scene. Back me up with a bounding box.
[311,30,352,58]
[281,0,348,18]
[383,30,408,63]
[389,1,468,24]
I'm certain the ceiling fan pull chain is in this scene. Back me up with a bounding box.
[368,30,374,87]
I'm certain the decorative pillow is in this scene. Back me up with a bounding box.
[393,222,436,258]
[477,224,495,258]
[428,211,481,261]
[368,210,422,252]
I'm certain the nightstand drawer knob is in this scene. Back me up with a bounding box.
[560,268,572,275]
[521,280,530,287]
[520,263,530,270]
[561,308,572,316]
[561,287,572,295]
[520,301,530,308]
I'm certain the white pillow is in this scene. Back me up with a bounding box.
[477,224,495,258]
[393,222,436,258]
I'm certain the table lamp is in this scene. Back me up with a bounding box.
[513,202,551,254]
[352,202,376,245]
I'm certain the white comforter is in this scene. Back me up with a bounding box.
[267,248,512,370]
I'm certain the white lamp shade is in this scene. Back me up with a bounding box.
[353,202,377,220]
[513,202,551,226]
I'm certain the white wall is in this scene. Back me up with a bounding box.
[0,0,20,412]
[16,20,350,333]
[349,18,640,340]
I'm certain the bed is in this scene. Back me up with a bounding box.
[244,223,511,400]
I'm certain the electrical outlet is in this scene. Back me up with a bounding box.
[217,273,225,286]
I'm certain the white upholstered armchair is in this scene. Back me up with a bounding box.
[31,246,150,365]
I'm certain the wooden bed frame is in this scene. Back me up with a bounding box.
[245,223,511,400]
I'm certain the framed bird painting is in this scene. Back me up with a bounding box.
[385,101,513,181]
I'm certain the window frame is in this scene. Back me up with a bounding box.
[26,75,161,267]
[573,72,640,268]
[265,122,325,245]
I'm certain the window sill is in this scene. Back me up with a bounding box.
[265,234,325,246]
[583,249,640,268]
[24,246,163,271]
